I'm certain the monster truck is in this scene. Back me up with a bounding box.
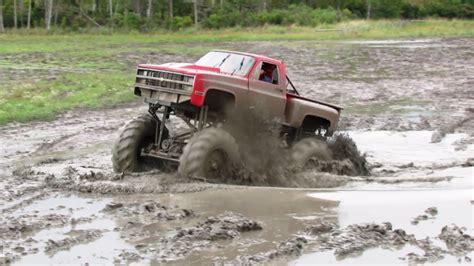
[112,50,343,180]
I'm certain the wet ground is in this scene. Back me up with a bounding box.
[1,38,473,264]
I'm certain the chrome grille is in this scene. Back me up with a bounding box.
[136,68,194,92]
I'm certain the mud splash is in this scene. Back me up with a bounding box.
[221,109,370,188]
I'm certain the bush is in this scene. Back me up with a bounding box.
[168,16,193,31]
[201,6,244,29]
[112,13,142,30]
[374,0,404,18]
[311,8,341,25]
[287,4,313,25]
[201,5,353,29]
[401,3,423,19]
[459,3,474,18]
[265,9,287,25]
[401,0,474,19]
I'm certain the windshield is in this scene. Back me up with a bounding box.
[195,51,255,76]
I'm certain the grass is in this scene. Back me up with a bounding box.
[1,19,473,54]
[0,19,472,125]
[0,73,134,124]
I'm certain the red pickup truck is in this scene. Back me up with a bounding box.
[112,50,343,180]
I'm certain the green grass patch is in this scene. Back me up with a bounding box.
[1,20,473,55]
[0,73,135,124]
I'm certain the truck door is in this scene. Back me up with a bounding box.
[247,61,287,120]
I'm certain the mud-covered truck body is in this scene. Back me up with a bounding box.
[135,51,342,135]
[113,50,343,180]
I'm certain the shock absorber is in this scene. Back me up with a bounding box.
[156,106,170,147]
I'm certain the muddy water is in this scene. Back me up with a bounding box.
[2,130,471,264]
[155,188,338,264]
[290,130,473,264]
[1,38,473,264]
[15,195,132,265]
[296,189,473,264]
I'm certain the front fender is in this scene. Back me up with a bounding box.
[190,73,248,107]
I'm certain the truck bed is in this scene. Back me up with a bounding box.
[287,93,343,111]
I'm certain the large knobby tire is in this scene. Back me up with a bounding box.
[290,138,332,168]
[178,128,240,181]
[112,114,166,173]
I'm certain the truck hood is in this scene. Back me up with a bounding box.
[138,63,220,76]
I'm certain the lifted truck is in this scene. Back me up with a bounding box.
[112,50,343,179]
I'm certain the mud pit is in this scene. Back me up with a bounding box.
[1,38,473,264]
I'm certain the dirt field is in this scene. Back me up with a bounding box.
[1,38,473,264]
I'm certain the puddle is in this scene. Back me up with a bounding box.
[18,229,130,265]
[11,194,108,218]
[307,189,473,237]
[294,188,474,264]
[126,188,338,264]
[348,131,473,166]
[9,194,133,265]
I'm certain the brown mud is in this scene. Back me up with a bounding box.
[1,38,473,264]
[236,221,470,264]
[221,109,370,186]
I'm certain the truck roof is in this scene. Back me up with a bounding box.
[212,50,283,65]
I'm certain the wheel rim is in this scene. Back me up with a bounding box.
[203,149,227,181]
[304,148,331,168]
[304,156,322,169]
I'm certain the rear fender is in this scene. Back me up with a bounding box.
[285,97,340,135]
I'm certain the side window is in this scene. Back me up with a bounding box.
[254,62,279,85]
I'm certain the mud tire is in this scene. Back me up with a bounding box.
[112,114,167,173]
[290,138,332,168]
[178,127,240,181]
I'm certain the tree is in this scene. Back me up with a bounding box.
[14,0,18,28]
[45,0,53,30]
[134,0,141,16]
[27,0,31,29]
[53,0,59,26]
[0,0,471,31]
[108,0,113,24]
[168,0,173,18]
[193,0,198,25]
[109,0,113,16]
[147,0,153,21]
[366,0,371,19]
[0,0,4,33]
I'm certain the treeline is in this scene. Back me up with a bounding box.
[0,0,473,32]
